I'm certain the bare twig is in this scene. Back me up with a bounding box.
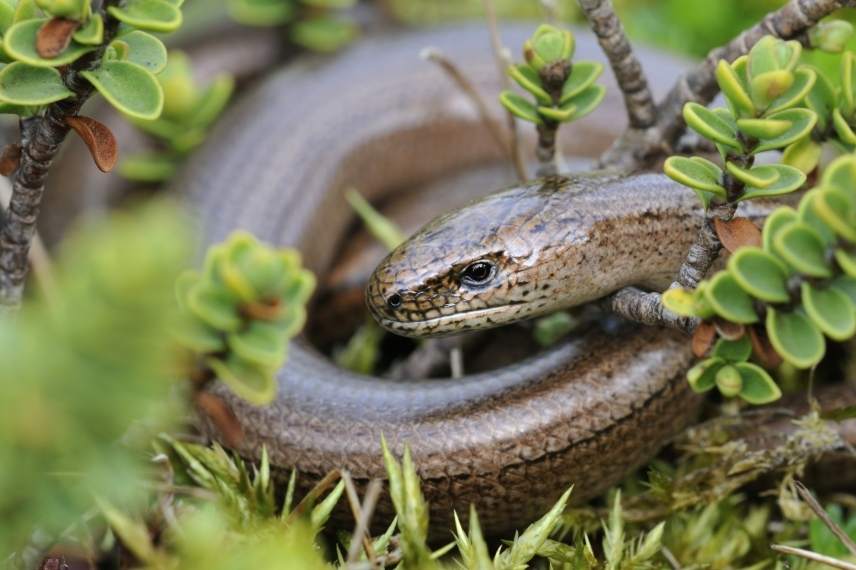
[603,287,698,334]
[771,544,856,570]
[577,0,656,129]
[481,0,528,182]
[795,480,856,557]
[421,48,510,160]
[343,474,382,565]
[673,202,738,289]
[0,0,123,308]
[603,0,856,169]
[285,469,341,525]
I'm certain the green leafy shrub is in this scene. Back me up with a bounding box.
[227,0,357,52]
[499,23,605,129]
[174,232,315,405]
[0,201,191,558]
[665,153,856,400]
[120,50,235,182]
[664,35,812,207]
[0,0,185,120]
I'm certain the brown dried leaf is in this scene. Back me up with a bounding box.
[65,116,117,172]
[748,325,782,369]
[714,217,762,253]
[36,18,80,59]
[714,318,745,341]
[194,391,244,448]
[0,144,21,176]
[692,321,717,357]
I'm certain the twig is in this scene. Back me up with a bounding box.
[576,0,656,130]
[603,0,856,169]
[795,480,856,557]
[771,544,856,570]
[0,172,57,307]
[344,475,383,565]
[602,287,698,334]
[421,48,510,161]
[481,0,528,182]
[673,202,738,289]
[0,0,122,308]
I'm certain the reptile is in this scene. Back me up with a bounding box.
[174,24,854,536]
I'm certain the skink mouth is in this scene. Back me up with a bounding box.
[371,304,517,339]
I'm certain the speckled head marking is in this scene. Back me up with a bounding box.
[366,175,617,337]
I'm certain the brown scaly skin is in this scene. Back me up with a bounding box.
[175,25,852,536]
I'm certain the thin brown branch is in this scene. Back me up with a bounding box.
[344,474,383,565]
[795,480,856,557]
[577,0,656,129]
[771,544,856,570]
[284,469,341,525]
[673,202,738,289]
[420,48,511,161]
[0,0,122,307]
[603,0,856,169]
[602,287,699,333]
[481,0,528,182]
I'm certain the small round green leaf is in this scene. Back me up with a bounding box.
[683,102,740,149]
[72,13,102,45]
[563,84,604,122]
[107,0,182,33]
[499,91,541,124]
[114,30,166,74]
[687,357,725,393]
[813,186,856,242]
[507,64,550,104]
[739,164,805,201]
[81,60,164,120]
[711,335,752,362]
[206,355,277,405]
[773,222,832,278]
[762,206,798,253]
[0,62,71,104]
[841,51,856,115]
[662,287,713,319]
[663,155,725,196]
[227,321,288,369]
[228,0,293,25]
[736,117,791,139]
[716,59,755,118]
[538,103,574,122]
[766,307,825,369]
[766,66,816,114]
[833,107,856,144]
[754,108,817,152]
[187,282,240,332]
[735,362,781,404]
[802,282,856,340]
[187,74,233,129]
[4,18,95,67]
[726,161,779,188]
[836,249,856,277]
[715,365,743,397]
[782,136,822,174]
[704,271,759,324]
[798,190,837,245]
[727,247,790,303]
[820,154,856,193]
[831,276,856,304]
[290,17,357,53]
[560,60,602,105]
[751,70,794,109]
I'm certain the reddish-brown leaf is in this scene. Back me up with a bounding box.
[748,325,782,369]
[714,318,745,341]
[36,18,80,58]
[0,144,21,176]
[714,217,762,253]
[65,116,117,172]
[194,391,244,448]
[691,321,717,357]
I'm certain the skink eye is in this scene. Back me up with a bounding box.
[387,293,402,309]
[462,261,494,286]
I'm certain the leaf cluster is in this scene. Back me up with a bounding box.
[499,24,605,127]
[666,154,856,401]
[227,0,357,53]
[665,35,813,207]
[174,231,315,405]
[0,0,185,120]
[121,50,234,182]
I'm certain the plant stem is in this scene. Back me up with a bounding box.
[481,0,528,182]
[603,0,856,170]
[535,120,560,176]
[0,0,121,308]
[577,0,656,130]
[602,287,698,334]
[771,545,856,570]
